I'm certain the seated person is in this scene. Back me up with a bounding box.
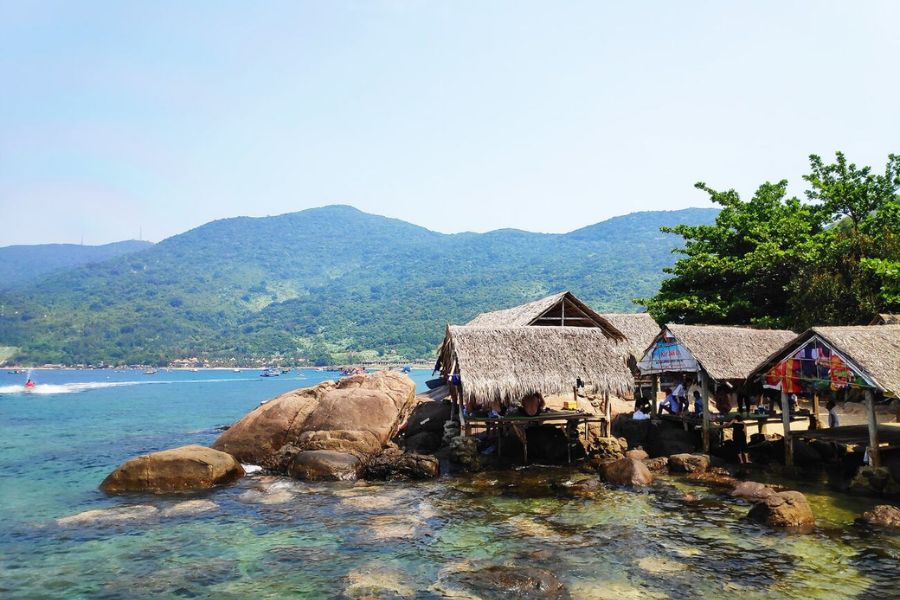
[714,390,732,415]
[659,388,682,415]
[693,390,703,415]
[519,392,545,417]
[633,404,651,420]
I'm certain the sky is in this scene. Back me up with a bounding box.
[1,1,898,245]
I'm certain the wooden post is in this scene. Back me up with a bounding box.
[701,371,710,453]
[604,391,611,437]
[651,375,659,416]
[865,390,881,468]
[781,390,793,466]
[812,392,820,430]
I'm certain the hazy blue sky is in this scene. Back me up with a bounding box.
[1,1,898,245]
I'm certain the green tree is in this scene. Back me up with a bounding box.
[640,152,900,328]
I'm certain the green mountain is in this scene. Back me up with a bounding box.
[0,240,153,289]
[0,206,717,365]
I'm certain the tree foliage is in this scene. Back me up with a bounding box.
[641,152,900,329]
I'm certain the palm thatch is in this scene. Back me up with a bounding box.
[870,313,900,325]
[439,325,633,408]
[600,313,660,362]
[750,325,900,396]
[465,291,625,341]
[644,324,797,382]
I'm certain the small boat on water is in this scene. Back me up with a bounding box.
[144,368,158,375]
[260,368,280,377]
[401,365,412,374]
[280,367,292,374]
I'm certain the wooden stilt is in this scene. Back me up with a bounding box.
[865,390,880,468]
[604,391,611,437]
[701,371,710,453]
[812,392,820,429]
[651,375,659,416]
[781,390,793,466]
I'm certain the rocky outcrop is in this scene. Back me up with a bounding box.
[449,436,480,472]
[213,371,417,479]
[405,400,451,438]
[288,450,361,481]
[589,436,626,459]
[645,423,697,458]
[668,453,710,474]
[100,445,244,493]
[849,466,900,496]
[625,448,649,461]
[598,457,654,487]
[642,456,669,472]
[856,504,900,528]
[364,448,439,480]
[747,491,815,528]
[731,481,776,501]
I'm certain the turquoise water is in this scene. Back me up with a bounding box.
[0,369,897,599]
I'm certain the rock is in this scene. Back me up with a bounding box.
[100,445,244,493]
[668,453,710,474]
[642,457,669,473]
[527,425,574,462]
[364,451,439,480]
[590,436,625,459]
[747,491,815,528]
[611,414,652,449]
[405,400,452,437]
[212,380,335,467]
[599,458,654,487]
[792,440,824,466]
[731,481,776,501]
[443,565,570,600]
[212,371,417,469]
[288,450,361,481]
[405,431,442,455]
[160,499,218,518]
[449,436,480,472]
[57,505,158,526]
[625,448,649,461]
[849,466,900,496]
[856,505,900,528]
[442,420,461,446]
[645,422,697,458]
[686,467,737,488]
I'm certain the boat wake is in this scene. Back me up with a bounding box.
[0,377,269,395]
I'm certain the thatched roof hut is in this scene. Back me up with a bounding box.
[438,325,633,408]
[749,325,900,398]
[600,312,660,364]
[870,313,900,325]
[466,291,625,339]
[638,324,797,384]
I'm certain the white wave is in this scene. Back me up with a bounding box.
[0,375,294,395]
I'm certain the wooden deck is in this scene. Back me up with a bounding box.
[795,423,900,445]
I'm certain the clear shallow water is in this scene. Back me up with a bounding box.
[0,369,897,599]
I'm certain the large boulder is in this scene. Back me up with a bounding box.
[599,457,654,487]
[212,371,417,470]
[747,491,815,528]
[100,445,244,493]
[642,456,669,472]
[668,453,710,474]
[644,422,697,458]
[288,450,361,481]
[405,431,442,454]
[405,400,451,437]
[211,380,334,467]
[364,450,440,481]
[731,481,776,501]
[625,448,649,461]
[611,414,651,449]
[849,466,900,496]
[856,505,900,529]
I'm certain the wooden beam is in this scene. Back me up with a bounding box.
[701,371,710,453]
[561,299,565,326]
[651,375,659,416]
[604,391,611,437]
[781,390,793,466]
[865,390,881,468]
[812,392,820,429]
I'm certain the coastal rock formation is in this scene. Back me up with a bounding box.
[747,491,815,528]
[686,467,737,488]
[405,431,442,454]
[364,449,440,480]
[645,424,696,458]
[642,456,669,472]
[589,436,626,459]
[288,450,362,481]
[405,400,451,438]
[449,436,480,472]
[625,448,649,461]
[159,499,219,518]
[599,457,654,487]
[856,504,900,528]
[212,371,417,478]
[849,466,900,496]
[731,481,776,501]
[100,445,244,493]
[668,453,710,474]
[57,505,159,526]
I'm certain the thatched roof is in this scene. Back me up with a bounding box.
[600,313,660,361]
[465,291,625,341]
[439,325,633,407]
[750,325,900,396]
[870,313,900,325]
[640,324,797,382]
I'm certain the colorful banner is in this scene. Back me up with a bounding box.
[764,338,868,392]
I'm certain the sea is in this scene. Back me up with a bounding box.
[0,369,897,599]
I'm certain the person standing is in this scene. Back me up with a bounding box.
[827,400,840,428]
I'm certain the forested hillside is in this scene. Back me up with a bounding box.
[0,240,153,288]
[0,206,717,365]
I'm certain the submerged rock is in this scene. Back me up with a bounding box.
[685,467,736,488]
[747,490,814,528]
[160,499,218,518]
[289,450,361,481]
[57,505,158,526]
[599,457,654,487]
[100,445,244,493]
[856,504,900,528]
[364,450,439,481]
[642,457,669,473]
[668,453,710,474]
[442,565,570,600]
[731,481,776,501]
